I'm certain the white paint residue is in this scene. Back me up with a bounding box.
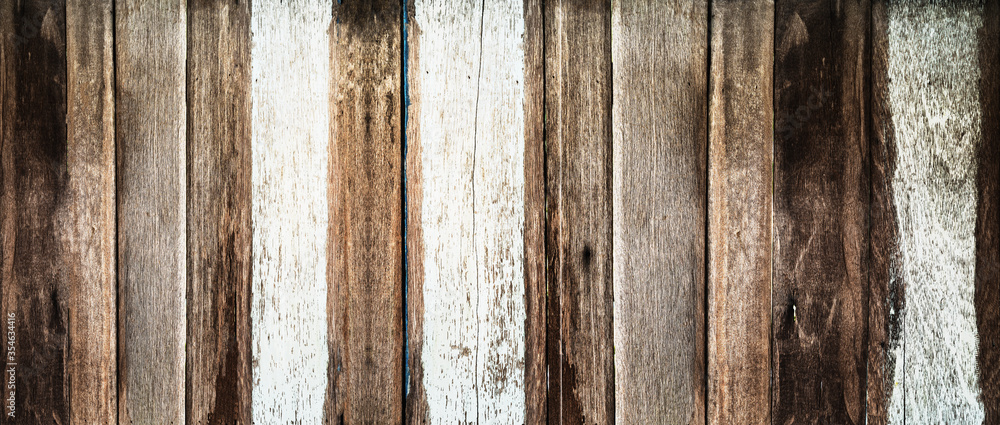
[416,0,526,422]
[887,3,984,423]
[250,1,330,423]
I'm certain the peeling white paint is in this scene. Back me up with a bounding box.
[887,2,984,423]
[250,1,330,423]
[415,0,526,422]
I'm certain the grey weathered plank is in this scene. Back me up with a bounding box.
[612,1,708,423]
[115,0,187,423]
[707,1,772,424]
[544,0,615,423]
[186,0,252,423]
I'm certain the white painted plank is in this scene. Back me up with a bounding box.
[887,2,984,423]
[414,0,526,422]
[250,1,331,423]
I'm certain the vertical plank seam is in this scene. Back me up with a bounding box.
[704,2,712,424]
[769,1,776,422]
[401,0,410,414]
[111,0,120,423]
[471,1,485,420]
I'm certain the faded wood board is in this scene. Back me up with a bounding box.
[772,1,869,424]
[115,1,187,423]
[329,1,404,423]
[612,0,708,423]
[876,1,989,423]
[544,0,615,422]
[186,0,252,423]
[407,1,527,422]
[2,0,115,422]
[250,1,330,423]
[707,0,772,424]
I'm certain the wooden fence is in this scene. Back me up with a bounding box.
[1,0,997,424]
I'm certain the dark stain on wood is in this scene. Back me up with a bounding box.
[773,1,870,424]
[330,1,404,422]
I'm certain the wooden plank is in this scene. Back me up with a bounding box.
[544,0,615,422]
[329,1,404,423]
[879,2,987,423]
[249,1,330,423]
[406,1,527,422]
[115,0,187,423]
[186,0,252,423]
[612,1,708,423]
[772,1,868,424]
[977,1,1000,422]
[2,0,115,421]
[707,1,772,424]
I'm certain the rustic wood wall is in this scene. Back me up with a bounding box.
[0,0,996,424]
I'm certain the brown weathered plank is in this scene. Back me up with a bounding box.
[544,0,615,422]
[612,1,708,423]
[707,1,772,423]
[115,0,187,423]
[329,1,404,422]
[186,0,252,423]
[772,1,869,424]
[2,0,115,422]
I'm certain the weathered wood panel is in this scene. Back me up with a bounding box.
[544,0,615,422]
[772,1,869,424]
[250,1,330,422]
[329,1,404,422]
[880,2,987,423]
[186,0,252,423]
[115,1,187,423]
[707,1,772,424]
[407,1,527,422]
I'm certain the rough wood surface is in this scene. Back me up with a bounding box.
[186,0,252,423]
[883,2,986,423]
[544,0,615,422]
[249,1,330,422]
[407,1,527,422]
[707,1,772,424]
[329,1,404,423]
[115,1,187,423]
[772,1,869,424]
[612,1,707,423]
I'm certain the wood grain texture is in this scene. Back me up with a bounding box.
[2,0,114,422]
[772,1,869,424]
[884,2,985,423]
[612,1,707,423]
[115,1,187,423]
[976,0,1000,422]
[407,1,526,422]
[329,1,404,423]
[186,0,252,423]
[707,1,772,424]
[250,1,330,422]
[544,0,614,422]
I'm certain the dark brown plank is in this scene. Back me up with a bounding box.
[329,1,404,422]
[612,1,708,423]
[115,0,187,423]
[707,1,772,423]
[2,0,115,422]
[544,0,615,422]
[772,1,869,424]
[186,0,252,423]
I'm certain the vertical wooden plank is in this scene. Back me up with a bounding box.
[407,1,527,422]
[250,1,329,423]
[707,1,772,424]
[186,0,252,423]
[115,0,187,423]
[329,1,404,423]
[772,1,869,424]
[2,0,115,422]
[977,1,1000,422]
[544,0,615,422]
[879,1,987,423]
[612,1,707,423]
